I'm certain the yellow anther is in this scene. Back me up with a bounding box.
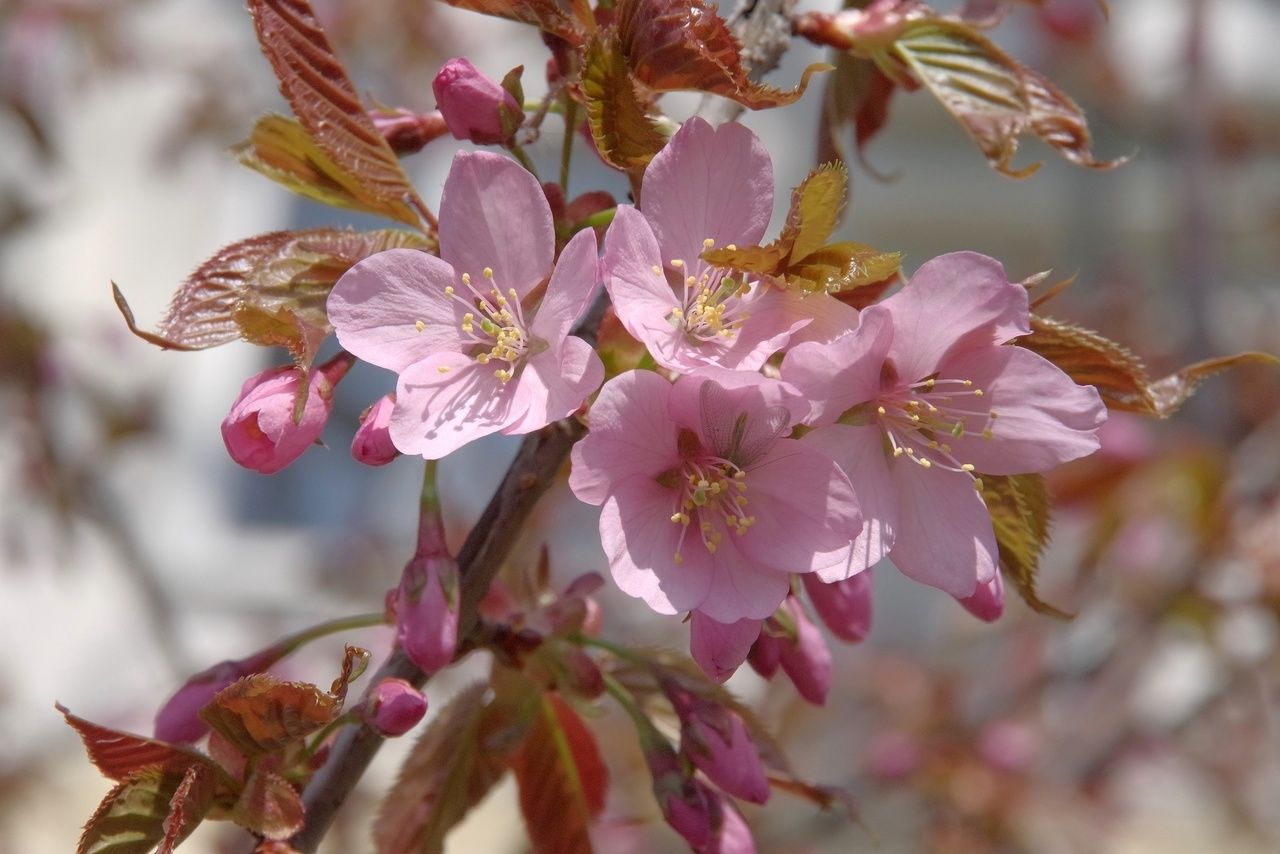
[483,267,494,279]
[444,286,454,296]
[670,259,684,268]
[437,365,450,374]
[652,265,662,275]
[414,320,425,332]
[905,447,915,456]
[733,470,746,479]
[686,276,697,285]
[674,552,684,565]
[963,379,973,387]
[702,238,715,249]
[893,447,904,457]
[726,244,737,251]
[877,406,887,416]
[701,521,712,532]
[462,273,471,285]
[974,478,985,491]
[670,513,683,524]
[982,428,994,439]
[476,353,490,364]
[494,369,512,382]
[919,458,932,469]
[735,481,747,493]
[961,463,975,472]
[735,496,748,506]
[974,389,985,397]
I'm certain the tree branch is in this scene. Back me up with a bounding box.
[286,291,609,852]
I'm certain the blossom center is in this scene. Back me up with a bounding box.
[658,238,754,345]
[442,267,530,383]
[872,374,998,489]
[665,441,756,565]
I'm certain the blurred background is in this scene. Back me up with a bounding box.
[2,0,1279,850]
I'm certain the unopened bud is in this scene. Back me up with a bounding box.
[803,570,872,643]
[368,107,448,156]
[351,393,399,466]
[690,611,761,682]
[662,679,770,805]
[396,554,460,675]
[776,597,832,705]
[154,645,283,743]
[432,58,522,145]
[365,677,427,736]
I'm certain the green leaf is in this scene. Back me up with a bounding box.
[1021,315,1278,417]
[889,20,1124,177]
[113,227,430,364]
[582,33,667,171]
[374,681,539,854]
[245,0,427,225]
[510,693,607,854]
[79,765,215,854]
[980,473,1066,619]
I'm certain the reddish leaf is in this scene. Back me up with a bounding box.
[510,693,607,854]
[78,766,214,854]
[231,770,305,840]
[246,0,425,225]
[58,704,215,782]
[1020,315,1278,417]
[817,53,899,168]
[375,682,539,854]
[440,0,585,45]
[581,32,667,171]
[616,0,827,109]
[114,228,429,363]
[888,19,1125,177]
[199,675,340,757]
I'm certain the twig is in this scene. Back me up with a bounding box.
[285,291,609,852]
[701,0,799,125]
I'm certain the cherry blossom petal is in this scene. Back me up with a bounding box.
[799,424,897,580]
[501,337,603,435]
[328,249,465,372]
[880,252,1030,382]
[782,307,894,426]
[887,459,997,598]
[600,474,713,615]
[690,612,762,682]
[529,227,599,345]
[389,352,527,459]
[698,535,793,622]
[643,118,773,280]
[570,370,680,506]
[666,368,809,445]
[939,345,1106,474]
[438,150,554,294]
[603,206,681,347]
[738,438,862,575]
[658,288,806,374]
[771,288,861,347]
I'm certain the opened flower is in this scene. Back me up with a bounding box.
[328,151,603,458]
[570,368,861,623]
[602,118,811,373]
[782,251,1106,598]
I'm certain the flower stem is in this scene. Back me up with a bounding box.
[560,93,578,194]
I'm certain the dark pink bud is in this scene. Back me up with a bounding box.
[154,646,281,743]
[351,393,399,466]
[776,597,832,705]
[803,571,872,643]
[365,677,427,736]
[690,612,761,682]
[957,571,1004,622]
[220,353,352,475]
[396,554,460,675]
[663,681,770,805]
[645,738,715,849]
[368,107,448,156]
[747,630,782,679]
[703,790,757,854]
[432,57,521,145]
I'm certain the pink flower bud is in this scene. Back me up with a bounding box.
[690,612,761,682]
[396,553,460,675]
[432,58,521,145]
[776,597,832,705]
[645,737,715,849]
[803,571,873,643]
[746,630,781,679]
[703,790,757,854]
[154,646,282,743]
[365,677,427,736]
[351,393,399,466]
[368,107,449,156]
[663,680,770,805]
[957,570,1004,622]
[221,354,352,475]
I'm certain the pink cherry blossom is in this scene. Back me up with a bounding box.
[662,678,770,804]
[569,368,862,623]
[328,151,604,459]
[602,118,811,373]
[957,571,1004,622]
[690,611,762,682]
[782,251,1107,598]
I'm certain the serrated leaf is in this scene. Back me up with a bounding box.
[375,681,539,854]
[231,770,304,840]
[114,227,430,363]
[200,676,338,758]
[889,20,1124,177]
[79,765,215,854]
[616,0,828,109]
[440,0,585,45]
[235,114,418,225]
[818,53,898,168]
[980,473,1066,618]
[510,693,607,854]
[789,241,903,294]
[783,163,848,263]
[58,704,215,782]
[245,0,425,225]
[1021,315,1278,417]
[582,33,667,171]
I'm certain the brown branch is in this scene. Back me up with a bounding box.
[286,291,609,852]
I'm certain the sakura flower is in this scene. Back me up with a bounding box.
[782,251,1106,597]
[602,118,809,373]
[328,151,604,458]
[569,368,861,623]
